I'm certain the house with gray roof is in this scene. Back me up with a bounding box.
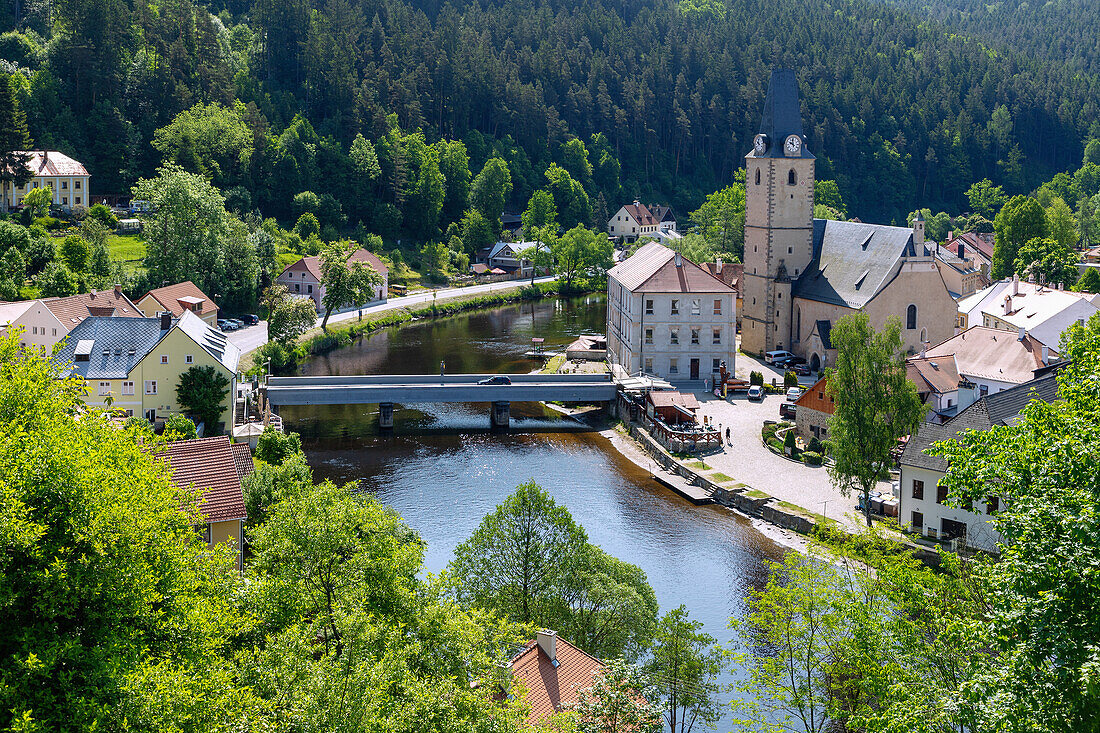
[741,69,958,369]
[898,372,1060,553]
[54,310,241,430]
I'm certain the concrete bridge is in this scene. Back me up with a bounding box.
[263,373,618,428]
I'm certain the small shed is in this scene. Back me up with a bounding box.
[645,390,700,425]
[117,218,142,233]
[565,335,607,361]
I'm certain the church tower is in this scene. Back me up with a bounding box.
[741,69,815,356]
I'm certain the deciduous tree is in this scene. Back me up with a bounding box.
[175,364,231,430]
[319,240,383,330]
[644,605,727,733]
[469,156,512,232]
[993,195,1048,279]
[826,313,925,526]
[573,658,663,733]
[263,283,317,344]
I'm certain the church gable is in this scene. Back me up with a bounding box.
[793,219,915,309]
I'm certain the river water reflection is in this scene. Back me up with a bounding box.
[282,295,786,727]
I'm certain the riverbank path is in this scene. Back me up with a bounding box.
[227,275,558,355]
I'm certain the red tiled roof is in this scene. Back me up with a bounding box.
[623,203,658,227]
[947,232,994,259]
[647,390,700,411]
[157,436,249,523]
[509,637,603,725]
[704,260,743,291]
[230,442,254,485]
[43,289,141,328]
[608,242,734,294]
[140,281,219,318]
[19,150,89,177]
[280,248,389,281]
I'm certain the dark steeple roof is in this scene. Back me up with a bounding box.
[754,69,814,160]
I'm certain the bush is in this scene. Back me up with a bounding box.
[163,413,197,441]
[802,451,823,466]
[784,429,797,451]
[256,340,297,374]
[256,428,303,465]
[767,438,784,452]
[86,204,118,228]
[33,216,61,230]
[784,370,798,387]
[749,370,764,386]
[808,436,823,454]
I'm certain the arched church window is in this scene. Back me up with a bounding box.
[788,169,797,186]
[906,304,917,330]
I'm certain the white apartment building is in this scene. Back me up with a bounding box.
[0,150,91,211]
[606,242,735,381]
[958,275,1100,347]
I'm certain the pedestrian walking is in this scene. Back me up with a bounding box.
[725,426,731,445]
[440,360,446,378]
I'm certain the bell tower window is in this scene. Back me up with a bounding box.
[788,169,797,186]
[755,169,761,185]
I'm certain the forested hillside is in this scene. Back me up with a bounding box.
[872,0,1100,76]
[1,0,1097,232]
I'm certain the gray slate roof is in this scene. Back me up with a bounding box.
[752,69,813,160]
[176,310,241,372]
[901,373,1060,472]
[814,320,833,350]
[54,317,167,379]
[793,219,917,309]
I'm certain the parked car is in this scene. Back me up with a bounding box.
[765,350,795,365]
[227,318,244,328]
[242,314,259,325]
[792,363,812,376]
[786,386,804,402]
[747,385,764,401]
[218,319,237,331]
[477,376,512,385]
[779,402,797,419]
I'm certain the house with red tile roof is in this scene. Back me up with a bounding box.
[156,435,252,570]
[137,281,219,326]
[276,248,389,311]
[0,286,143,352]
[608,201,660,242]
[507,630,604,726]
[1,150,90,211]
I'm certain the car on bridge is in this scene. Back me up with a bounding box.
[477,376,512,385]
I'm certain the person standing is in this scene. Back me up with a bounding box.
[440,360,446,378]
[725,426,731,445]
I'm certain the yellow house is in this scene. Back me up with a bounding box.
[0,150,91,211]
[53,310,241,428]
[137,281,220,326]
[156,435,253,571]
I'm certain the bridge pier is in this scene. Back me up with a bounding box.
[490,400,510,428]
[379,402,394,430]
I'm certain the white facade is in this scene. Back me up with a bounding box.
[606,243,736,382]
[898,464,1004,553]
[0,300,66,351]
[0,151,91,211]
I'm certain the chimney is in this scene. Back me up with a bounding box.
[89,289,97,299]
[114,283,122,296]
[1012,273,1019,295]
[1018,326,1026,342]
[160,312,172,331]
[675,251,682,268]
[919,343,927,358]
[1003,294,1012,314]
[947,230,953,240]
[716,255,723,274]
[1058,282,1064,291]
[1041,345,1050,365]
[537,630,558,667]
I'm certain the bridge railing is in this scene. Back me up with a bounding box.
[267,373,612,387]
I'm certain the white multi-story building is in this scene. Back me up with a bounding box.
[899,373,1059,553]
[606,241,735,381]
[957,275,1100,346]
[607,202,675,242]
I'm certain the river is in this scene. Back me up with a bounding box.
[280,294,786,727]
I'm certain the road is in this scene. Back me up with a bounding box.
[227,276,558,355]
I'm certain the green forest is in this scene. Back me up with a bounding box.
[1,0,1098,240]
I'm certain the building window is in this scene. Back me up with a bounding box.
[669,358,678,374]
[670,299,679,315]
[62,197,67,205]
[52,328,56,336]
[75,196,80,204]
[755,169,761,185]
[644,357,653,372]
[160,355,168,364]
[670,328,679,345]
[644,328,653,345]
[788,169,797,185]
[936,483,948,504]
[98,382,111,396]
[987,496,1000,514]
[911,511,923,530]
[690,328,700,345]
[308,284,313,294]
[61,181,68,190]
[713,299,722,315]
[712,328,721,344]
[122,381,134,395]
[645,299,654,315]
[144,380,158,395]
[906,304,917,330]
[691,299,700,315]
[185,354,193,364]
[912,479,924,500]
[712,358,721,371]
[125,409,134,417]
[75,180,81,189]
[295,283,301,292]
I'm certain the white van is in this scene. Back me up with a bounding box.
[765,350,794,364]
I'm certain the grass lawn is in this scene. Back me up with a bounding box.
[776,499,836,527]
[107,233,146,275]
[708,471,734,482]
[744,489,771,499]
[540,353,566,374]
[685,460,712,470]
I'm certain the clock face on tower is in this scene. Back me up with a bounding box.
[784,135,802,156]
[753,134,769,156]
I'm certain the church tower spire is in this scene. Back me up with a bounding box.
[740,69,816,356]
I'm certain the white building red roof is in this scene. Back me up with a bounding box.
[18,150,90,177]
